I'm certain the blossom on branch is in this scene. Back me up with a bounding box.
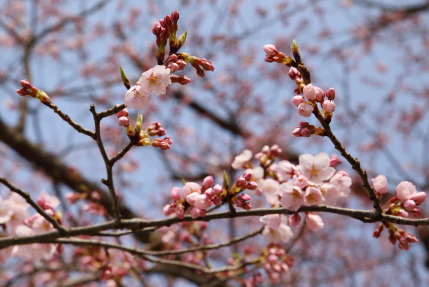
[124,65,171,110]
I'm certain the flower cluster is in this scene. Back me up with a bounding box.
[124,10,214,110]
[232,147,351,242]
[163,174,256,219]
[371,176,426,249]
[116,111,172,150]
[261,244,294,283]
[263,44,337,135]
[0,191,61,261]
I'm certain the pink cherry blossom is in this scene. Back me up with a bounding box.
[0,197,12,224]
[37,191,60,211]
[232,149,252,169]
[137,65,171,96]
[304,187,325,205]
[371,175,388,194]
[124,85,150,110]
[273,160,295,182]
[279,182,304,211]
[296,152,336,185]
[262,179,281,206]
[124,65,171,110]
[329,171,352,197]
[306,212,324,231]
[260,215,293,243]
[320,183,341,205]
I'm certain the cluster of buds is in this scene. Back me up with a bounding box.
[291,83,336,121]
[163,174,257,219]
[261,244,293,283]
[177,53,215,78]
[373,223,418,250]
[116,108,130,127]
[118,113,172,151]
[263,43,337,126]
[152,10,187,64]
[163,176,222,218]
[292,121,325,137]
[255,145,282,168]
[230,172,257,210]
[263,44,293,66]
[370,176,426,249]
[16,80,51,104]
[381,180,426,218]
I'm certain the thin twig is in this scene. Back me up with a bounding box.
[43,101,95,138]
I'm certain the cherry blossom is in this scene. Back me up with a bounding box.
[306,212,324,231]
[124,65,171,109]
[296,152,335,185]
[279,182,305,211]
[231,149,253,169]
[260,215,293,243]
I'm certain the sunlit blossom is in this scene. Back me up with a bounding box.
[296,152,335,184]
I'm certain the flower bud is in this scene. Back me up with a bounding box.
[263,44,278,56]
[326,88,335,100]
[297,102,314,117]
[291,95,305,107]
[303,84,317,100]
[322,100,336,113]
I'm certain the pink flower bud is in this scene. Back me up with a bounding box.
[326,88,335,100]
[236,176,246,187]
[404,232,418,242]
[170,187,181,200]
[410,207,423,217]
[303,84,317,100]
[329,154,342,167]
[300,128,312,137]
[246,181,258,190]
[410,191,426,205]
[118,116,129,127]
[314,87,325,102]
[263,44,278,56]
[322,100,335,113]
[117,108,129,118]
[202,175,214,191]
[213,184,223,195]
[371,175,388,194]
[292,127,302,137]
[297,102,314,117]
[243,172,252,181]
[289,213,301,226]
[291,95,305,107]
[163,204,174,216]
[306,212,324,231]
[396,209,409,217]
[403,199,416,211]
[288,67,301,80]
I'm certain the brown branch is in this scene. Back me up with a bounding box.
[1,205,428,249]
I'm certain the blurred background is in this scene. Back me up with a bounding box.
[1,0,429,286]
